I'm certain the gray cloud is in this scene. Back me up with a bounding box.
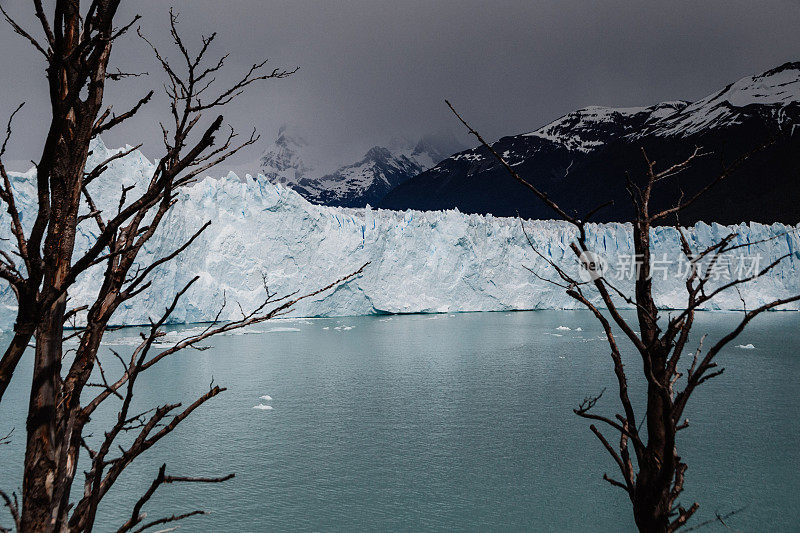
[1,0,799,171]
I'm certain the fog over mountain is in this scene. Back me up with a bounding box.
[255,127,465,207]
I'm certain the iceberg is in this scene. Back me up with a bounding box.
[1,139,798,327]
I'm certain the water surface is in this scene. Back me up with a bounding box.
[1,310,798,531]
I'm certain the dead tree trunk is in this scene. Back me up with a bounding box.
[15,3,118,527]
[447,100,800,532]
[0,3,359,532]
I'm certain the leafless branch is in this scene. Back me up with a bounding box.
[93,92,154,137]
[0,490,20,532]
[0,4,49,57]
[116,463,233,533]
[448,100,796,531]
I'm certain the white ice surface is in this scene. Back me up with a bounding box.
[1,139,798,327]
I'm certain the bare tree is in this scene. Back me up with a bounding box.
[0,3,362,531]
[447,100,800,532]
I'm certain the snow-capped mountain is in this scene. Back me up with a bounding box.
[524,101,689,153]
[381,62,800,224]
[258,129,463,207]
[1,139,798,327]
[258,126,321,185]
[638,62,800,138]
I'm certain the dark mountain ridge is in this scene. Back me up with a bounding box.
[380,62,800,224]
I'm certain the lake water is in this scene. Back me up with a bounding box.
[1,310,799,531]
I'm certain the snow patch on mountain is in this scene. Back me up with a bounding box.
[638,62,800,138]
[523,102,689,152]
[1,140,798,327]
[492,63,800,153]
[258,126,337,186]
[308,144,429,206]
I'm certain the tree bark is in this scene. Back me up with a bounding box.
[21,296,66,531]
[21,31,99,524]
[0,299,35,400]
[0,3,303,530]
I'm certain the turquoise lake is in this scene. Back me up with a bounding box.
[1,310,798,531]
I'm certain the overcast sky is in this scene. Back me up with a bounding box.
[1,0,799,171]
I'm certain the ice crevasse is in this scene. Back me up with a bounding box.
[0,139,797,327]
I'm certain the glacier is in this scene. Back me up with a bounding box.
[0,139,798,327]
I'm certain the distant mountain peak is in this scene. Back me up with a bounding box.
[364,146,392,162]
[255,131,466,208]
[639,63,800,138]
[259,126,317,184]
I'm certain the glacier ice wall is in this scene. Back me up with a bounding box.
[1,139,798,327]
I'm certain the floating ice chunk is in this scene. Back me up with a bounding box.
[253,404,274,410]
[260,395,272,401]
[322,326,330,330]
[556,326,571,331]
[575,327,583,331]
[735,344,756,350]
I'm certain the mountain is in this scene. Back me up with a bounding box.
[258,126,321,185]
[381,62,800,224]
[2,140,797,326]
[258,128,463,207]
